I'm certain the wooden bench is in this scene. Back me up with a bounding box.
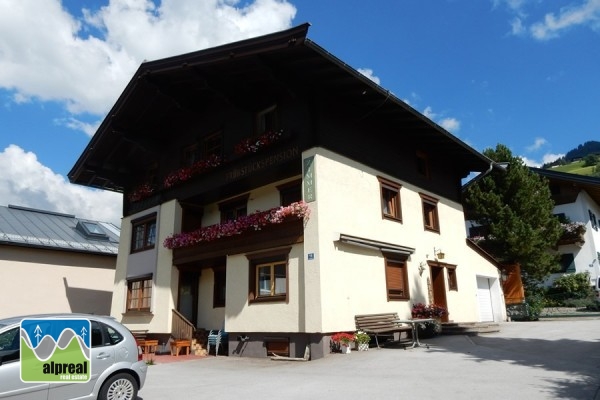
[170,339,191,356]
[355,313,412,348]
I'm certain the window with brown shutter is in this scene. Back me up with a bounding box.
[385,258,409,301]
[378,177,402,222]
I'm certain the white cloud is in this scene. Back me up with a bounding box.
[439,117,460,133]
[526,137,547,152]
[519,155,541,167]
[531,0,600,40]
[423,106,436,119]
[0,0,297,115]
[422,106,461,133]
[0,0,296,223]
[357,68,381,85]
[0,145,123,225]
[542,152,565,164]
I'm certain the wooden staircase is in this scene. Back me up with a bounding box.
[441,322,501,335]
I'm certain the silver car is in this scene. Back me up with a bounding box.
[0,314,147,400]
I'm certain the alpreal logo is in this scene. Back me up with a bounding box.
[20,318,91,383]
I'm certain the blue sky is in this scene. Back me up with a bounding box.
[1,0,599,224]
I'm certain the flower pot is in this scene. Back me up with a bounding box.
[416,320,442,339]
[357,343,369,351]
[340,344,352,353]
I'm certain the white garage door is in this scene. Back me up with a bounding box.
[476,276,494,322]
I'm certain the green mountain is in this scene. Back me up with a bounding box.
[542,141,600,177]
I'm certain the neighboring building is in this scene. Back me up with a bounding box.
[68,24,506,360]
[531,168,600,288]
[0,205,119,319]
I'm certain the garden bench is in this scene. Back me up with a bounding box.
[355,313,412,348]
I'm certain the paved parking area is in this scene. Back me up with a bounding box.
[138,318,600,400]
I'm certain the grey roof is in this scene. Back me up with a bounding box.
[0,205,120,256]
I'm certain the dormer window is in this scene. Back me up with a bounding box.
[76,221,108,240]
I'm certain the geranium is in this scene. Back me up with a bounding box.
[234,129,283,155]
[128,183,155,202]
[163,201,310,249]
[411,303,448,319]
[163,154,222,188]
[331,332,355,346]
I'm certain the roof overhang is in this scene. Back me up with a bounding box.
[68,23,492,192]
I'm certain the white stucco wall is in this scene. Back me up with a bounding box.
[552,190,600,285]
[305,148,504,331]
[0,246,115,319]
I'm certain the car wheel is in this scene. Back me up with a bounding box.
[99,373,138,400]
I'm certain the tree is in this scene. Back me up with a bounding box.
[464,144,562,284]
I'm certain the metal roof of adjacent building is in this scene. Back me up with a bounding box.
[0,205,120,256]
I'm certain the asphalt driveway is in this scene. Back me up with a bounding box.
[138,318,600,400]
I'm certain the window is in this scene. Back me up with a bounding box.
[247,248,291,303]
[256,105,279,134]
[131,214,157,252]
[558,253,575,273]
[590,210,598,231]
[182,132,223,166]
[420,193,440,232]
[447,266,458,291]
[213,267,226,308]
[91,320,124,347]
[219,195,248,223]
[203,131,223,159]
[126,275,153,312]
[385,257,409,301]
[0,327,20,363]
[416,151,430,179]
[378,177,402,222]
[278,180,302,206]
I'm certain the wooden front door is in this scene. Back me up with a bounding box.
[429,265,449,322]
[177,270,199,327]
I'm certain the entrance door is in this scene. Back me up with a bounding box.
[429,265,448,322]
[178,271,199,327]
[476,276,494,322]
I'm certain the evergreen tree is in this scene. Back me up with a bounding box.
[464,144,562,283]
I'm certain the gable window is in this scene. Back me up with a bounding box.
[447,266,458,291]
[247,248,291,304]
[384,256,409,301]
[219,195,249,223]
[378,177,402,222]
[182,131,223,166]
[278,180,302,206]
[256,105,279,134]
[420,193,440,233]
[203,131,223,159]
[416,151,430,179]
[131,214,157,252]
[126,275,153,312]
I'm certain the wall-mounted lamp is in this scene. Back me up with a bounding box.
[418,262,426,276]
[500,269,508,283]
[433,247,445,260]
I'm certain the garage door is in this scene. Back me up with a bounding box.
[477,276,494,322]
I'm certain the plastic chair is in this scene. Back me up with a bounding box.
[207,330,228,356]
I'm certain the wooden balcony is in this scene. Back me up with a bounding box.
[172,217,304,266]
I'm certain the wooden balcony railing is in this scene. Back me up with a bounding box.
[171,309,195,341]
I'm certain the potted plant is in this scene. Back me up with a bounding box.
[331,332,355,353]
[354,331,371,351]
[411,303,448,338]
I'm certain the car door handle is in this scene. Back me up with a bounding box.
[96,352,111,360]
